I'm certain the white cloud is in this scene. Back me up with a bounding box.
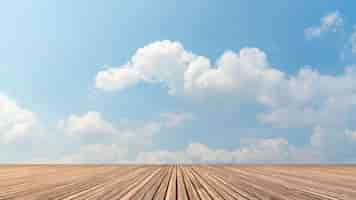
[95,41,195,94]
[184,49,284,101]
[304,11,343,39]
[136,138,298,164]
[94,40,356,163]
[95,40,284,102]
[95,65,141,91]
[0,94,39,144]
[58,111,116,137]
[136,132,356,164]
[256,66,356,162]
[94,41,356,130]
[57,110,318,164]
[95,41,356,107]
[57,111,194,163]
[257,67,356,128]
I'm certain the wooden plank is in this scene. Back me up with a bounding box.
[130,167,167,200]
[176,165,189,200]
[190,166,233,200]
[165,165,177,200]
[142,166,169,200]
[154,166,174,200]
[184,166,212,200]
[181,166,201,200]
[0,165,356,200]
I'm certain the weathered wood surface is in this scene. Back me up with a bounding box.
[0,165,355,199]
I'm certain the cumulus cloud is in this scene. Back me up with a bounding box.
[58,111,116,137]
[95,65,141,91]
[93,40,356,163]
[256,67,356,162]
[57,111,195,163]
[94,41,356,129]
[55,110,356,163]
[248,64,356,137]
[184,49,284,101]
[0,94,39,144]
[136,138,298,164]
[304,11,344,39]
[95,41,195,94]
[95,40,284,102]
[95,41,356,106]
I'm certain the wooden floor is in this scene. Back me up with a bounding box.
[0,165,355,199]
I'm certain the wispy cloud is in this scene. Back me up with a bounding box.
[304,11,343,39]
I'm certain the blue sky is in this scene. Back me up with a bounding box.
[1,0,356,163]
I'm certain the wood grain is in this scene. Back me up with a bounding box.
[0,165,355,199]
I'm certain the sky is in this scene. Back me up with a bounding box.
[1,0,356,163]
